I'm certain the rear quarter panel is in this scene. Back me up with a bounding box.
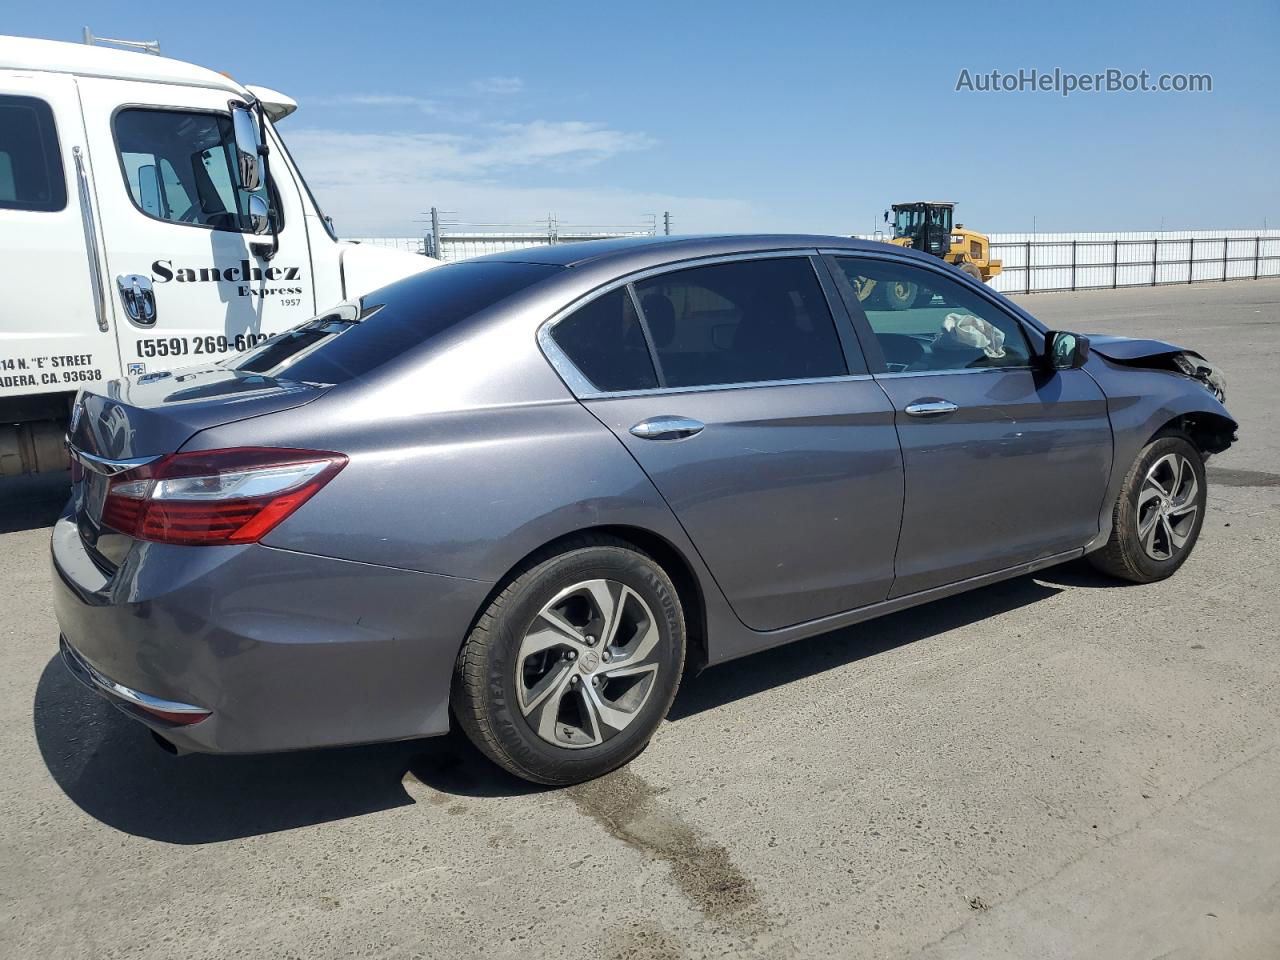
[199,396,703,584]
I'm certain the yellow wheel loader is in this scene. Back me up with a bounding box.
[855,201,1002,310]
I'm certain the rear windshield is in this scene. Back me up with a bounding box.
[230,261,561,384]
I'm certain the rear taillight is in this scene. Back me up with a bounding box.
[100,447,347,546]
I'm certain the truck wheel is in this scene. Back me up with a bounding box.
[882,280,918,310]
[1087,433,1207,583]
[452,536,686,785]
[958,262,984,283]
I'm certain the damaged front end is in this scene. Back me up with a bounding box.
[1088,335,1227,403]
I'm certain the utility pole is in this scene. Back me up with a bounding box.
[428,206,442,259]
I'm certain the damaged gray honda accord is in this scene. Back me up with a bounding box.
[54,236,1237,784]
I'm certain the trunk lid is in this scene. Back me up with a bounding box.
[68,367,323,460]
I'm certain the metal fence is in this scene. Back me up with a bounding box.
[349,224,1280,294]
[983,230,1280,294]
[342,236,429,256]
[413,209,672,262]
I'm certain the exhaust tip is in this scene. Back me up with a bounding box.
[150,730,182,756]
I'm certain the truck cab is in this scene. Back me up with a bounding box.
[0,35,438,475]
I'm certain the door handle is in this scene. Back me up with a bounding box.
[904,399,959,417]
[629,416,705,441]
[116,274,157,326]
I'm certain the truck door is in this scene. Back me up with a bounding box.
[0,72,119,407]
[75,78,316,378]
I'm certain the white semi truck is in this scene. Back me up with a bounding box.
[0,35,439,475]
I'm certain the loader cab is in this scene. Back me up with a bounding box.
[890,202,954,258]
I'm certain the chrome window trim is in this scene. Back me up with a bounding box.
[539,248,865,399]
[874,365,1034,380]
[574,373,874,401]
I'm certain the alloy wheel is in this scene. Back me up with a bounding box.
[515,579,662,749]
[1137,453,1199,561]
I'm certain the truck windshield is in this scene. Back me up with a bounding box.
[231,261,562,384]
[894,208,921,234]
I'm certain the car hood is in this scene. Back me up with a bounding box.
[1087,335,1202,362]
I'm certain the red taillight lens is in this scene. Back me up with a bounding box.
[100,447,347,546]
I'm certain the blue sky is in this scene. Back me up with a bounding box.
[10,1,1278,236]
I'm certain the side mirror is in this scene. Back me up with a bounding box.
[1046,330,1090,370]
[229,102,263,192]
[246,193,271,235]
[883,209,890,223]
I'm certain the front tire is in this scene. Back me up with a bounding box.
[1088,433,1207,583]
[452,536,686,785]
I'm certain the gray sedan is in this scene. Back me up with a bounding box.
[53,235,1237,784]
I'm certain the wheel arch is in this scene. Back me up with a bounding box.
[1149,411,1237,457]
[460,523,710,675]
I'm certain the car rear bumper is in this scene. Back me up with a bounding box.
[50,511,490,754]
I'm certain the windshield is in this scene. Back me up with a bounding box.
[894,206,953,236]
[893,208,921,235]
[229,261,562,384]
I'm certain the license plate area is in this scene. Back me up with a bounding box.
[78,471,109,525]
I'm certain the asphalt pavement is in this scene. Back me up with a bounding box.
[1,278,1277,959]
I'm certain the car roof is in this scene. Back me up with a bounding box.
[0,35,251,97]
[468,233,933,270]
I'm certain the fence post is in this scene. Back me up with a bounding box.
[663,211,671,236]
[1256,236,1262,280]
[1222,236,1228,281]
[1070,240,1077,291]
[1152,238,1159,285]
[1025,239,1032,294]
[1112,239,1119,288]
[428,207,442,259]
[1188,237,1195,283]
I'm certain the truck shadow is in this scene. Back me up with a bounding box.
[33,574,1061,844]
[0,473,70,534]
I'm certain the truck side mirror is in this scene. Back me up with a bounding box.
[246,194,271,235]
[229,103,263,192]
[883,210,890,223]
[1045,330,1091,370]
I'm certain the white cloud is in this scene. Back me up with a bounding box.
[470,76,524,95]
[283,127,762,236]
[308,93,441,114]
[287,121,655,183]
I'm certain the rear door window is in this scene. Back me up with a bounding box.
[232,261,561,384]
[0,95,67,212]
[632,257,848,388]
[548,287,658,391]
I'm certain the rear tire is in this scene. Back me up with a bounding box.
[883,279,918,310]
[1087,433,1207,583]
[452,536,685,786]
[958,261,984,283]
